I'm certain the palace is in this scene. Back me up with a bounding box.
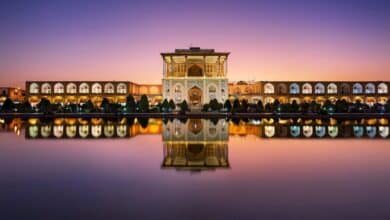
[161,47,229,110]
[20,47,390,108]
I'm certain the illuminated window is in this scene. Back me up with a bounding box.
[79,83,89,94]
[104,83,115,94]
[327,83,337,94]
[66,83,77,94]
[117,83,127,94]
[365,83,375,94]
[302,83,312,94]
[314,83,325,94]
[264,83,274,94]
[54,83,64,94]
[378,83,388,94]
[41,83,51,94]
[289,83,300,94]
[352,83,363,94]
[92,83,102,94]
[30,83,39,94]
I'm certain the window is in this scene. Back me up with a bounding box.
[30,83,39,94]
[66,83,77,94]
[289,83,300,94]
[92,83,102,94]
[104,83,114,94]
[54,83,64,94]
[41,83,51,94]
[327,83,337,94]
[314,83,325,94]
[302,83,312,94]
[79,83,89,94]
[352,83,363,94]
[117,83,127,94]
[264,83,274,94]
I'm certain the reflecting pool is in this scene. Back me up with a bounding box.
[1,118,390,219]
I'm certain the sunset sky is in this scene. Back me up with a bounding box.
[0,0,389,88]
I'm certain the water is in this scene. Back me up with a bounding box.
[1,118,390,220]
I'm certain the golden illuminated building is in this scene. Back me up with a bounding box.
[25,81,162,106]
[22,47,389,107]
[161,47,229,110]
[0,87,25,104]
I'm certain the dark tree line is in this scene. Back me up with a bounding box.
[2,95,390,115]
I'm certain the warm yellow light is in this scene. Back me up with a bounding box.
[54,118,64,125]
[28,118,39,125]
[65,118,77,125]
[379,118,388,125]
[367,119,377,125]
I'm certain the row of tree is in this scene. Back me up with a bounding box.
[202,98,390,114]
[1,95,390,114]
[0,95,190,114]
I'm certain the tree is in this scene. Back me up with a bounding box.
[291,100,299,113]
[224,100,232,112]
[37,98,51,113]
[1,98,14,113]
[209,99,222,111]
[241,99,249,113]
[82,100,94,113]
[232,98,241,113]
[20,100,32,113]
[126,95,136,113]
[160,99,170,113]
[179,100,189,114]
[272,99,280,112]
[101,98,110,113]
[300,102,310,113]
[256,100,264,113]
[168,99,176,111]
[138,95,149,113]
[385,99,390,113]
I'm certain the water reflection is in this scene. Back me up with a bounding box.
[162,119,229,171]
[1,117,390,139]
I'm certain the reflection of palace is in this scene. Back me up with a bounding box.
[261,123,390,138]
[161,119,229,171]
[22,118,230,172]
[22,47,389,108]
[25,118,161,139]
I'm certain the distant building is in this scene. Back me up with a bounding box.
[0,87,25,104]
[25,81,162,106]
[24,47,389,107]
[229,81,389,106]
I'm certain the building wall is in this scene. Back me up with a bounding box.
[25,81,163,106]
[228,81,389,105]
[0,87,25,103]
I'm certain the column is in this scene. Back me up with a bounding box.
[170,56,174,77]
[203,56,206,79]
[217,56,221,77]
[185,56,188,78]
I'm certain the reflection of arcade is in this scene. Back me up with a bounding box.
[162,119,229,171]
[25,118,161,139]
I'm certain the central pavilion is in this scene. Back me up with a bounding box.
[161,47,229,110]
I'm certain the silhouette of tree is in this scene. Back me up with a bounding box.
[126,95,136,113]
[139,95,149,113]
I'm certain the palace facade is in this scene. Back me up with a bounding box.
[161,47,229,110]
[25,81,162,106]
[22,47,389,108]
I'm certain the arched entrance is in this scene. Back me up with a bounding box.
[188,65,203,77]
[188,86,202,108]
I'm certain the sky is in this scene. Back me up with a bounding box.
[0,0,389,88]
